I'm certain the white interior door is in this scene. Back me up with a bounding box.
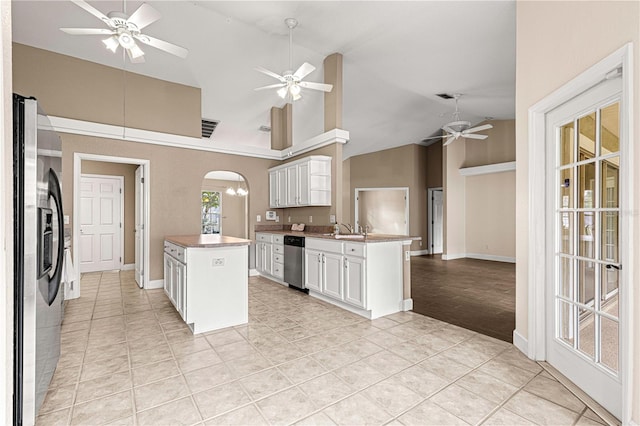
[432,189,443,254]
[79,175,122,273]
[134,166,144,288]
[546,76,623,419]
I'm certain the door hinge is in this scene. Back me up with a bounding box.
[119,257,122,262]
[120,188,122,194]
[141,177,144,183]
[120,223,122,228]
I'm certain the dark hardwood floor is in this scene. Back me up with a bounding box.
[411,255,515,343]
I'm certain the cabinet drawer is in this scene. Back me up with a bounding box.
[256,233,273,243]
[344,243,365,257]
[273,253,284,264]
[306,238,343,254]
[273,244,284,255]
[175,246,186,262]
[273,263,284,279]
[273,234,284,244]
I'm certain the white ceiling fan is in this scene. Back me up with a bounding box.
[254,18,333,102]
[423,94,493,146]
[60,0,188,63]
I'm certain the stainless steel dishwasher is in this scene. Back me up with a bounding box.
[284,235,307,293]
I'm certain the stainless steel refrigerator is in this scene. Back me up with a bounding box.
[13,94,65,426]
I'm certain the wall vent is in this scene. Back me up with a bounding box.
[436,93,454,99]
[202,119,220,138]
[258,125,271,132]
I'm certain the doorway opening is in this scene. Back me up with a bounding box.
[72,153,150,296]
[202,171,249,239]
[427,187,443,254]
[353,187,409,235]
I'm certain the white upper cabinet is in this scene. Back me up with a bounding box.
[269,156,331,208]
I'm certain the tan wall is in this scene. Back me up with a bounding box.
[61,134,274,281]
[201,179,247,239]
[463,120,515,167]
[516,2,639,421]
[81,161,137,265]
[465,172,515,258]
[12,43,201,138]
[348,144,427,251]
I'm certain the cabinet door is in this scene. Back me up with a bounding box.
[170,258,179,306]
[344,257,366,308]
[176,262,187,319]
[256,243,264,272]
[286,165,298,206]
[322,252,344,300]
[304,249,322,292]
[264,243,273,275]
[277,169,287,207]
[297,163,309,205]
[163,254,173,299]
[269,171,279,208]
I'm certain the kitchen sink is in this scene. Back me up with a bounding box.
[333,234,365,240]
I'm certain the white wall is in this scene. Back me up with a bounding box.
[515,1,639,422]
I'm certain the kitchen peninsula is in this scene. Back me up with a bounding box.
[164,234,251,334]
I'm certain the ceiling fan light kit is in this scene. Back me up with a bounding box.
[254,18,333,102]
[60,0,188,63]
[422,93,493,147]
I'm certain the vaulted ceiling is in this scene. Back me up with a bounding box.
[11,1,516,159]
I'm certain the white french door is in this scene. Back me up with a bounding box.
[134,166,144,288]
[79,175,123,273]
[545,76,623,418]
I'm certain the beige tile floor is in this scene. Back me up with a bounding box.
[36,271,608,426]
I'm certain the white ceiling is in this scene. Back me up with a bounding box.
[11,1,516,159]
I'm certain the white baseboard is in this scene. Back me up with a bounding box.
[146,279,163,290]
[442,253,466,260]
[249,268,259,276]
[513,330,528,355]
[122,263,135,271]
[402,298,413,311]
[410,250,429,256]
[466,253,516,263]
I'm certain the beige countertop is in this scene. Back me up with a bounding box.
[255,230,420,243]
[166,234,253,248]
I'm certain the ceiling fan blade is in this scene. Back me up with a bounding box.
[443,136,457,147]
[293,62,316,80]
[465,124,493,134]
[442,125,456,134]
[70,0,112,27]
[255,66,285,82]
[298,81,333,92]
[127,3,162,30]
[127,46,146,63]
[254,83,286,91]
[60,27,114,35]
[421,135,448,141]
[463,133,488,140]
[134,34,188,58]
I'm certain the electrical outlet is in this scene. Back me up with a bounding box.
[276,216,280,223]
[212,258,225,267]
[329,214,336,224]
[257,215,261,222]
[288,216,291,223]
[309,216,313,223]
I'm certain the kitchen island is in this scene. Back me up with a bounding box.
[164,234,251,334]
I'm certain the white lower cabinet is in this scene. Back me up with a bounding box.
[164,239,248,334]
[256,233,285,281]
[305,237,403,319]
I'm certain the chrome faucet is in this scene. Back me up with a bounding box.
[340,223,354,234]
[363,225,370,238]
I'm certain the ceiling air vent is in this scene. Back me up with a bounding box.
[436,93,454,99]
[201,119,220,138]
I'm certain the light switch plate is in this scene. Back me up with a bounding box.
[329,214,336,224]
[257,215,261,222]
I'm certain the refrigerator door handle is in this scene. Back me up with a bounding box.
[47,168,64,306]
